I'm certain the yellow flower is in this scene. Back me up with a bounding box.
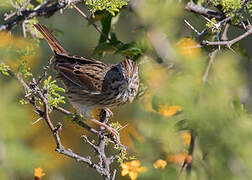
[180,132,191,146]
[121,160,147,180]
[0,32,12,47]
[153,159,167,169]
[158,104,181,117]
[34,167,45,179]
[176,38,200,58]
[0,31,30,48]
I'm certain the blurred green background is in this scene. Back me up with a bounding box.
[1,0,252,180]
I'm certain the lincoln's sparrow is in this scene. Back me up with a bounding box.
[34,24,139,138]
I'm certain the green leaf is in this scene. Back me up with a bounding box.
[93,42,119,55]
[0,63,10,76]
[16,60,32,78]
[86,0,128,15]
[99,14,113,44]
[43,76,66,107]
[92,10,110,22]
[115,43,143,56]
[232,97,245,114]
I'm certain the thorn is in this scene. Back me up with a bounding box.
[247,18,251,26]
[25,92,32,97]
[228,46,237,54]
[32,117,42,125]
[241,19,247,30]
[216,31,221,50]
[33,109,40,114]
[184,19,200,35]
[202,15,220,28]
[118,123,129,132]
[22,21,27,38]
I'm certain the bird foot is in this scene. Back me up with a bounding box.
[104,108,113,117]
[90,118,120,142]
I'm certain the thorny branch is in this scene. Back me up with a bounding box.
[185,0,251,29]
[5,62,123,180]
[183,0,252,175]
[0,0,68,31]
[0,0,111,42]
[185,0,252,48]
[185,1,225,20]
[202,49,218,83]
[202,25,252,48]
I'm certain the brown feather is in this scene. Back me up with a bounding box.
[34,24,67,54]
[56,62,110,92]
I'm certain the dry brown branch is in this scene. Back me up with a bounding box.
[202,25,252,48]
[202,49,218,83]
[185,0,251,38]
[5,62,124,180]
[0,0,82,31]
[185,1,225,20]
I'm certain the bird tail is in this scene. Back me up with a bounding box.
[34,23,67,54]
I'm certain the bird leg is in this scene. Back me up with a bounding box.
[104,108,113,117]
[90,118,120,141]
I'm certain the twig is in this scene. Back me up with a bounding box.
[82,135,99,151]
[185,1,224,20]
[37,56,54,84]
[97,109,113,180]
[202,49,218,83]
[184,19,209,42]
[71,3,111,42]
[185,0,251,29]
[184,19,200,35]
[34,0,55,10]
[202,26,252,48]
[221,23,230,41]
[54,106,99,134]
[185,131,196,177]
[218,0,250,25]
[112,169,117,180]
[4,0,31,20]
[0,0,82,31]
[178,130,196,178]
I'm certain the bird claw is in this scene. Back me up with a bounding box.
[90,118,120,142]
[105,108,113,117]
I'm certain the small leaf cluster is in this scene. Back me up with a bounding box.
[94,32,146,60]
[0,63,10,76]
[86,0,129,16]
[19,98,29,105]
[12,0,34,10]
[114,143,128,164]
[248,2,252,15]
[209,0,252,20]
[43,76,65,107]
[17,60,32,78]
[213,0,242,13]
[205,18,220,33]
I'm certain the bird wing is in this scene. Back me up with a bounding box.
[55,54,111,93]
